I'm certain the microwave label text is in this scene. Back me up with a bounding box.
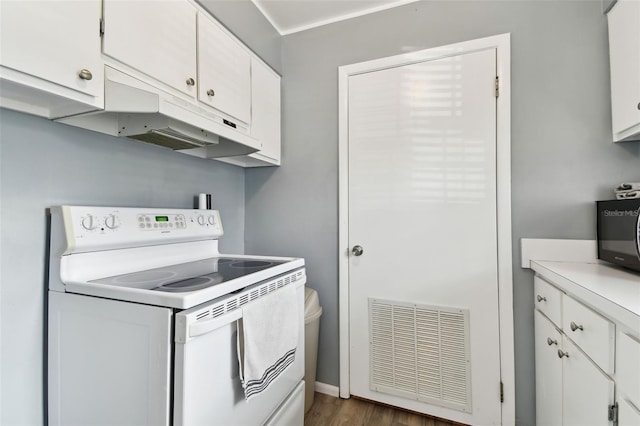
[602,209,639,217]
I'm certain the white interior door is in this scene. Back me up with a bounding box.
[346,48,502,425]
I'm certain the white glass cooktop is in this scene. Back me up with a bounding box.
[90,257,287,293]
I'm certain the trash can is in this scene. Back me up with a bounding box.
[304,287,323,413]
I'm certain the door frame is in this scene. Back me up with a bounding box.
[337,33,514,425]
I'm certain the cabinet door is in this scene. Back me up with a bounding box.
[619,398,640,426]
[607,0,640,139]
[0,0,103,97]
[562,338,614,426]
[250,58,281,164]
[617,332,640,410]
[197,12,251,124]
[535,310,563,426]
[103,0,197,97]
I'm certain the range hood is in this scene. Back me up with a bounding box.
[56,66,261,159]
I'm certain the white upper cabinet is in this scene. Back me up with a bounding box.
[102,0,197,97]
[607,0,640,141]
[0,0,281,166]
[248,58,281,164]
[216,58,281,167]
[0,0,103,117]
[197,13,251,125]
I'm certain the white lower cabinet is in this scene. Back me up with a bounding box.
[619,398,640,426]
[535,310,563,426]
[562,338,614,426]
[534,278,616,426]
[617,331,640,426]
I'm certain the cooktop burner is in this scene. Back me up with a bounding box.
[90,257,287,293]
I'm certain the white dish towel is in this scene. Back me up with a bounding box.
[237,285,298,401]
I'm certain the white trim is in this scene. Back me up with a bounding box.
[338,33,514,425]
[493,33,515,426]
[520,238,598,268]
[338,53,351,400]
[251,0,420,36]
[314,381,340,398]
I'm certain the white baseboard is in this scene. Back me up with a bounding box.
[314,381,340,397]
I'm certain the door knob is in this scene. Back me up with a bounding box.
[352,245,364,256]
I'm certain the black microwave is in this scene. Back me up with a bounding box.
[596,199,640,272]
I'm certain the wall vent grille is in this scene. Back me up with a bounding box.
[368,298,472,413]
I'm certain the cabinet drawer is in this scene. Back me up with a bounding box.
[534,276,562,326]
[562,296,615,374]
[617,332,640,408]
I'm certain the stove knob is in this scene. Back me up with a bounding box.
[197,215,206,226]
[81,214,98,230]
[208,215,216,225]
[104,214,120,230]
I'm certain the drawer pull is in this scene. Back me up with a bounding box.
[186,78,195,86]
[570,321,584,332]
[536,295,547,302]
[557,349,569,359]
[547,337,558,346]
[78,69,93,81]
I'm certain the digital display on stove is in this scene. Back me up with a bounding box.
[155,216,169,222]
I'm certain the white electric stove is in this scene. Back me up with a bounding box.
[47,205,306,426]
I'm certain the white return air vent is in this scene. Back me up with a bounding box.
[368,298,472,413]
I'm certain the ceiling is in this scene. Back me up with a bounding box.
[251,0,420,35]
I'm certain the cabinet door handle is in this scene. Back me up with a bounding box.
[557,349,569,359]
[536,295,547,302]
[546,337,558,346]
[207,89,215,97]
[569,321,583,332]
[78,69,93,81]
[637,102,639,110]
[186,78,195,86]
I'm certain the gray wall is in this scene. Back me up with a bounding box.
[0,3,279,424]
[244,1,640,426]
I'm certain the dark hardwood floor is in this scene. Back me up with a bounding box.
[304,393,460,426]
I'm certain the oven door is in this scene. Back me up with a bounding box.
[173,282,305,426]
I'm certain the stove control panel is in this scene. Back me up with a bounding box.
[54,206,224,254]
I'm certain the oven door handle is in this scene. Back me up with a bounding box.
[187,309,243,340]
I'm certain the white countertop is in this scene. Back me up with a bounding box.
[530,261,640,332]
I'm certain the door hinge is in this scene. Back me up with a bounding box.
[500,381,504,403]
[99,18,105,37]
[495,76,499,98]
[608,403,618,426]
